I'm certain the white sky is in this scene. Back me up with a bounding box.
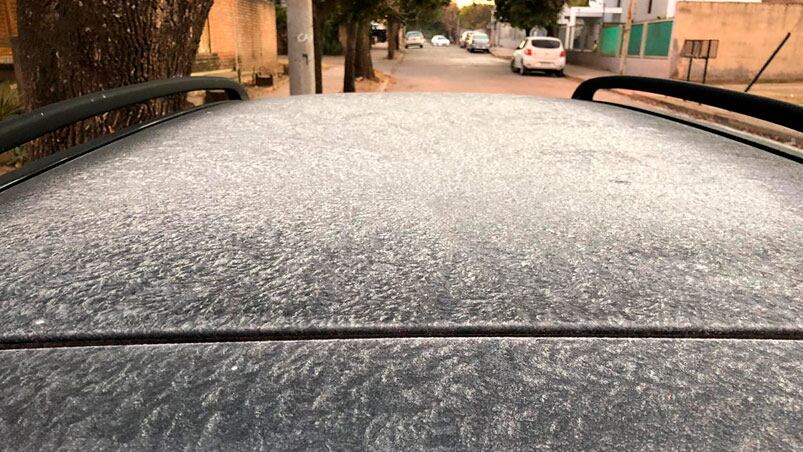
[456,0,495,7]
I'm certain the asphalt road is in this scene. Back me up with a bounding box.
[378,44,581,98]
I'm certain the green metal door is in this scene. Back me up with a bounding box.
[600,25,622,56]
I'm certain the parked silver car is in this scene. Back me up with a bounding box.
[466,32,490,53]
[404,30,425,49]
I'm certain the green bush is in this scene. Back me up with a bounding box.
[0,82,18,120]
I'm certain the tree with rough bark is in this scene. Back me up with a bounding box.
[354,18,375,80]
[494,0,565,34]
[342,20,359,92]
[334,0,384,92]
[385,8,402,60]
[15,0,213,160]
[301,0,340,93]
[322,0,448,92]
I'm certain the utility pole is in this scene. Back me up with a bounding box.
[618,0,637,75]
[286,0,315,95]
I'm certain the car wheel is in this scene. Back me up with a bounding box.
[510,60,516,73]
[557,69,565,77]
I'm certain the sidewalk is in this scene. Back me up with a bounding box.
[193,53,393,100]
[562,63,803,107]
[489,47,514,59]
[561,64,803,148]
[490,47,802,149]
[254,53,395,98]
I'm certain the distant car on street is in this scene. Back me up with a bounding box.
[431,35,450,47]
[466,32,490,53]
[405,31,425,49]
[459,31,473,48]
[511,37,566,76]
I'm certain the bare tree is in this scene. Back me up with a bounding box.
[15,0,213,160]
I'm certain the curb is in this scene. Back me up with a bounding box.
[563,73,585,83]
[377,76,390,93]
[376,49,406,93]
[389,50,407,72]
[563,69,801,148]
[625,92,801,147]
[489,49,513,61]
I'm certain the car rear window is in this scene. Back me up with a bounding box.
[473,34,489,41]
[530,39,561,49]
[407,32,423,38]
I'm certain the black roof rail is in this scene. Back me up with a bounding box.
[0,76,248,153]
[571,76,803,134]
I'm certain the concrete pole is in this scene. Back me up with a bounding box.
[619,0,637,75]
[286,0,315,95]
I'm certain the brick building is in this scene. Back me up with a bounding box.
[0,0,278,81]
[0,0,16,65]
[195,0,280,77]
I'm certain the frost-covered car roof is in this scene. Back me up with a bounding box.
[1,93,800,341]
[0,93,801,449]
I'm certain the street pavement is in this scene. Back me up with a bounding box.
[385,44,799,148]
[375,44,581,98]
[248,45,623,102]
[372,44,637,107]
[246,44,800,149]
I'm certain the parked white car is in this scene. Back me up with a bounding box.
[405,31,425,49]
[511,37,566,76]
[431,35,450,47]
[459,31,473,48]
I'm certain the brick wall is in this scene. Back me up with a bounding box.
[196,0,279,75]
[0,0,18,61]
[671,2,803,82]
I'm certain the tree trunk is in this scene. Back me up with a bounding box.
[313,2,324,94]
[354,19,375,80]
[343,20,357,93]
[15,0,214,160]
[386,18,398,60]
